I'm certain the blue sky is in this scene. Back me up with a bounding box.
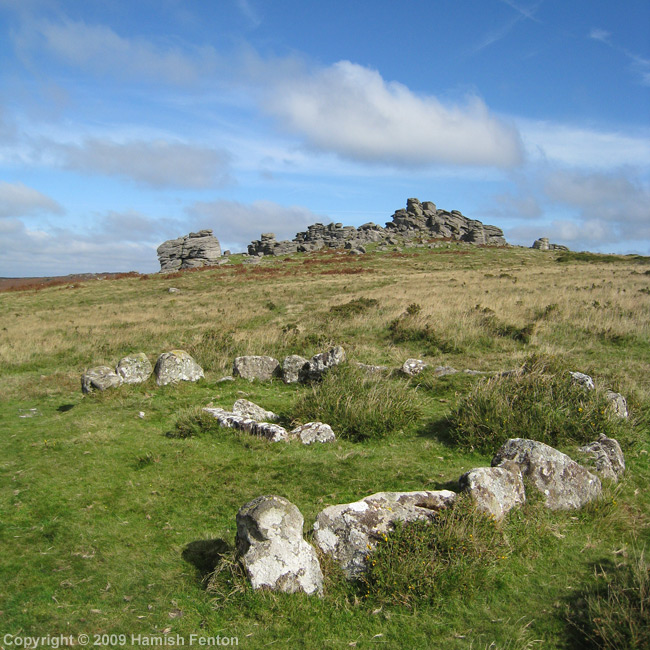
[0,0,648,276]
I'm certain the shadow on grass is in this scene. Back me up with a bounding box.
[182,539,233,584]
[417,417,455,446]
[57,403,75,412]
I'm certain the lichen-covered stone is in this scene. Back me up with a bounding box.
[578,434,625,482]
[313,490,456,578]
[606,390,628,418]
[282,355,309,384]
[81,366,123,394]
[236,495,323,595]
[233,356,281,381]
[116,353,153,384]
[401,359,427,377]
[299,346,346,382]
[290,422,336,445]
[232,399,279,422]
[203,408,288,442]
[459,462,525,520]
[492,438,601,510]
[154,350,204,386]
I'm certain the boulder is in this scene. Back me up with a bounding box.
[459,462,525,520]
[236,495,323,595]
[233,356,281,381]
[157,230,222,272]
[81,366,123,394]
[578,435,625,482]
[115,353,153,384]
[232,399,279,422]
[299,346,346,382]
[569,371,595,390]
[492,438,601,510]
[401,358,428,377]
[154,350,204,386]
[313,490,456,578]
[282,355,309,384]
[290,422,336,445]
[203,408,288,442]
[606,390,629,418]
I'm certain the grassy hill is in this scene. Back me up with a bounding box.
[1,243,648,648]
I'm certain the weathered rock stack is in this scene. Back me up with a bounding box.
[248,198,507,256]
[532,237,569,252]
[157,230,222,272]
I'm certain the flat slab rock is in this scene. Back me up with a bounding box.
[492,438,601,510]
[232,399,279,422]
[154,350,204,386]
[459,462,525,520]
[313,490,456,578]
[233,356,281,381]
[236,495,323,596]
[203,408,288,442]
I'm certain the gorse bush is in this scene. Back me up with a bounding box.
[291,364,421,442]
[360,495,507,607]
[447,357,638,453]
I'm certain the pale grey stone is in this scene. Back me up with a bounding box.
[81,366,123,394]
[282,355,309,384]
[203,408,288,442]
[579,434,625,482]
[290,422,335,445]
[313,490,457,578]
[300,346,346,382]
[459,462,525,520]
[606,390,628,418]
[236,495,323,595]
[233,356,281,381]
[492,438,601,510]
[116,353,153,384]
[233,399,279,422]
[401,358,427,377]
[154,350,204,386]
[157,230,221,272]
[569,371,595,390]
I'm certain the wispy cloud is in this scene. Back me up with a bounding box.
[0,181,63,218]
[590,26,650,86]
[235,0,261,28]
[56,138,233,189]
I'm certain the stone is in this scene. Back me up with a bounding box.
[313,490,456,578]
[282,355,309,384]
[232,399,279,422]
[459,462,525,520]
[216,376,235,383]
[81,366,123,394]
[353,362,389,375]
[157,230,222,272]
[115,353,153,385]
[532,237,568,251]
[578,435,625,482]
[154,350,204,386]
[233,356,281,381]
[401,358,428,377]
[492,438,601,510]
[300,346,346,382]
[290,422,336,445]
[203,408,288,442]
[606,390,628,418]
[432,366,458,377]
[569,371,595,390]
[236,496,323,595]
[168,287,180,293]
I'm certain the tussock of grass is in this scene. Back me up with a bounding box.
[447,357,639,452]
[291,364,421,441]
[360,495,507,607]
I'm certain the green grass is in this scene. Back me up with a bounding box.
[0,244,649,648]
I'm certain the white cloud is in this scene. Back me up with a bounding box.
[0,180,63,218]
[185,199,327,249]
[260,60,524,168]
[589,26,650,87]
[58,138,232,189]
[520,120,650,168]
[35,19,218,85]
